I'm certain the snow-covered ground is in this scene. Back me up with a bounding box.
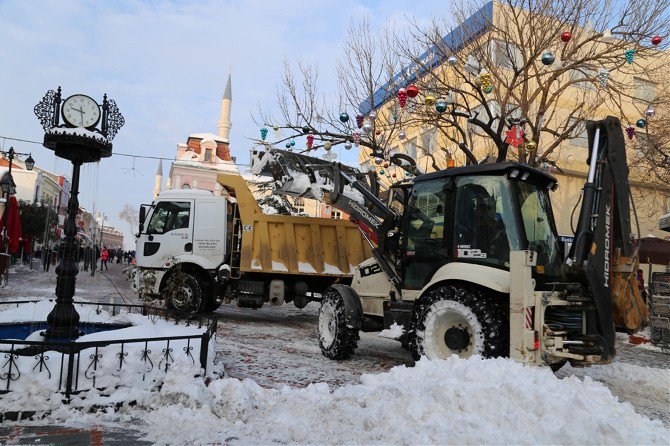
[0,264,668,444]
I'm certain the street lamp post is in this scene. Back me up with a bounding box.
[0,147,35,254]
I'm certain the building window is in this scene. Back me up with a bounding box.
[468,101,501,136]
[204,149,213,162]
[491,40,522,70]
[567,117,588,147]
[632,77,656,104]
[420,129,437,156]
[293,197,305,214]
[403,137,417,159]
[569,65,597,90]
[331,210,342,219]
[360,159,375,173]
[182,184,191,189]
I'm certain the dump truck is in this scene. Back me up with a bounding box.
[251,116,648,370]
[133,173,371,312]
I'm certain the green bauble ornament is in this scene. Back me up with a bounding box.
[285,142,291,148]
[636,118,647,129]
[483,85,493,94]
[340,112,350,123]
[379,169,385,175]
[302,126,311,134]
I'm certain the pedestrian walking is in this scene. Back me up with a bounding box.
[43,246,51,272]
[100,246,109,271]
[637,269,648,303]
[83,244,92,271]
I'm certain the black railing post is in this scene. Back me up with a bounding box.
[65,346,76,400]
[199,332,209,373]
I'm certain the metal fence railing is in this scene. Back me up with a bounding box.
[0,301,217,400]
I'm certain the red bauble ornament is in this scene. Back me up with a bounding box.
[560,31,572,43]
[375,130,381,136]
[306,135,314,149]
[651,36,662,46]
[392,173,397,178]
[406,85,419,98]
[356,115,364,129]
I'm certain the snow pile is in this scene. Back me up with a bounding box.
[557,361,670,424]
[0,299,125,324]
[379,322,404,339]
[48,126,108,142]
[134,356,667,444]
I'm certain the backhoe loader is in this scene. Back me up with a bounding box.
[251,116,647,368]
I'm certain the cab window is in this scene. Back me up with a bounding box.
[453,176,520,267]
[405,181,447,252]
[147,202,191,234]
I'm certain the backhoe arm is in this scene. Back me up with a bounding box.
[566,116,648,335]
[250,147,402,286]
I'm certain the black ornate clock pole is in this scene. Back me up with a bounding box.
[34,87,124,339]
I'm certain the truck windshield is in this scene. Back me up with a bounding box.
[516,182,562,277]
[147,201,191,234]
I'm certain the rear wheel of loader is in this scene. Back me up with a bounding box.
[318,290,359,360]
[410,285,507,361]
[165,272,203,314]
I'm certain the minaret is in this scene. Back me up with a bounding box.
[218,72,232,141]
[153,159,163,198]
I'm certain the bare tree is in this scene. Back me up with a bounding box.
[395,0,668,168]
[119,204,139,235]
[254,19,407,164]
[256,0,668,196]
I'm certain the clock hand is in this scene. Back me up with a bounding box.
[75,107,85,126]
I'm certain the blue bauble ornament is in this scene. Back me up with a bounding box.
[541,52,555,66]
[636,118,647,129]
[339,112,350,123]
[435,99,448,113]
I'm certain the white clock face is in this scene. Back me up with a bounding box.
[62,94,100,128]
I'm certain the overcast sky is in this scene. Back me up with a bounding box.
[0,0,454,248]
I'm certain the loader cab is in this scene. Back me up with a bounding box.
[400,162,562,290]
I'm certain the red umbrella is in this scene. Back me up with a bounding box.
[636,236,670,265]
[0,196,22,254]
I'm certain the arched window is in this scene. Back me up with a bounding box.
[182,184,190,189]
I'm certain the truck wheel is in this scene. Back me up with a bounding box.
[166,272,203,313]
[318,290,359,360]
[410,285,507,361]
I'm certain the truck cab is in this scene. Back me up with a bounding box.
[135,189,228,308]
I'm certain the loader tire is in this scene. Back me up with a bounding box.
[165,272,203,314]
[550,360,567,373]
[318,290,360,360]
[410,285,508,361]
